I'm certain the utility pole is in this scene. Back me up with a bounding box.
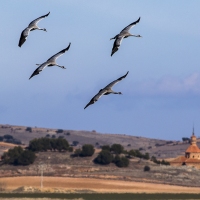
[38,162,47,189]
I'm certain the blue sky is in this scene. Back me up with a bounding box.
[1,1,200,140]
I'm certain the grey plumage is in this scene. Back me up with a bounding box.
[29,43,71,79]
[18,12,50,47]
[110,17,141,56]
[84,71,129,109]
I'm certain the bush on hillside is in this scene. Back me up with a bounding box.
[101,145,111,152]
[80,144,95,157]
[114,155,129,167]
[71,148,82,157]
[94,150,113,165]
[2,146,36,165]
[3,135,13,140]
[128,149,150,160]
[144,165,150,171]
[151,156,170,165]
[56,129,63,134]
[111,144,124,154]
[26,127,32,132]
[28,137,69,152]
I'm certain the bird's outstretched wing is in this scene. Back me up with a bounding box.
[28,12,50,27]
[29,62,48,80]
[104,71,129,90]
[120,17,140,34]
[111,36,124,56]
[18,27,31,47]
[47,43,71,62]
[84,89,107,109]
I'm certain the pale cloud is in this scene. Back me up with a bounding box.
[132,73,200,96]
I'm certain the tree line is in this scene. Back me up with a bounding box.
[1,138,170,167]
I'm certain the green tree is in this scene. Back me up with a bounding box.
[80,144,95,157]
[17,150,36,165]
[111,144,124,154]
[101,145,110,152]
[26,127,32,132]
[115,156,129,167]
[144,165,150,171]
[56,138,69,152]
[2,146,36,165]
[56,129,63,134]
[94,150,113,165]
[3,135,13,140]
[68,146,73,152]
[72,148,81,157]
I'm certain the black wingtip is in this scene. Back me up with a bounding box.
[66,42,71,50]
[125,71,129,77]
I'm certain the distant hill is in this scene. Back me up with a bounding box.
[0,123,194,158]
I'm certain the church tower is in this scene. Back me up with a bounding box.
[185,127,200,159]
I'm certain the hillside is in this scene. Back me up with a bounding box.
[1,124,200,190]
[0,124,192,159]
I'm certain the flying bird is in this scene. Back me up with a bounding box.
[110,17,141,56]
[84,71,129,109]
[18,12,50,47]
[29,43,71,80]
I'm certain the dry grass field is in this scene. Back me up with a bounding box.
[1,176,200,194]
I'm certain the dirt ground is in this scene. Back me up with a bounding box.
[1,176,200,193]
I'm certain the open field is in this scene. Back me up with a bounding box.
[1,176,200,194]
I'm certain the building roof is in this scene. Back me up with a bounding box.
[170,156,186,163]
[170,156,200,163]
[185,145,200,153]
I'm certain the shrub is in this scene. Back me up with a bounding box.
[28,138,69,152]
[56,129,63,134]
[68,146,73,152]
[144,165,150,171]
[26,127,32,132]
[94,150,113,165]
[3,135,13,140]
[111,144,124,154]
[46,134,50,137]
[0,136,3,141]
[2,146,36,165]
[66,132,70,136]
[128,149,149,160]
[115,156,129,168]
[80,144,95,157]
[182,137,190,142]
[101,145,110,152]
[17,150,36,165]
[72,141,79,146]
[72,149,82,157]
[151,156,170,165]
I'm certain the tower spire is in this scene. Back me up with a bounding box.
[193,124,195,136]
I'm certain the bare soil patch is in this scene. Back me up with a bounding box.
[1,176,200,193]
